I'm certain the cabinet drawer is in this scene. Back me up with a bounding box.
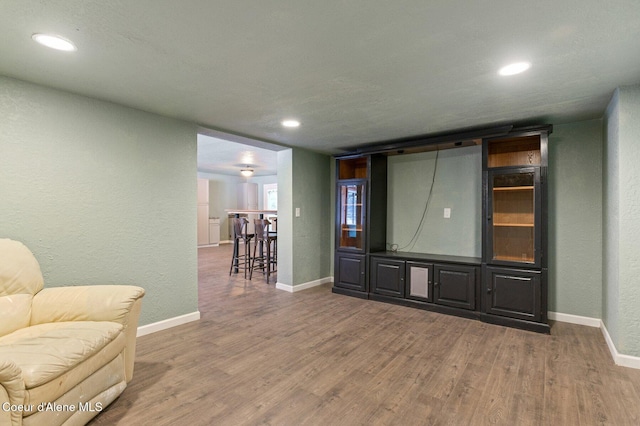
[484,267,541,322]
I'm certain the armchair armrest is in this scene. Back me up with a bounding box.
[0,360,25,426]
[31,285,145,327]
[31,285,145,382]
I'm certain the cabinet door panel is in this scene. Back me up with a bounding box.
[485,168,542,268]
[406,262,433,302]
[335,253,366,291]
[434,264,476,310]
[371,258,405,297]
[485,267,540,321]
[336,181,366,252]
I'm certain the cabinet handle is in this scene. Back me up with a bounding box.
[487,288,492,294]
[504,275,528,281]
[434,282,439,287]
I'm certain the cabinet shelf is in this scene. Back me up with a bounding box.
[341,227,363,232]
[493,223,534,227]
[493,255,535,263]
[493,186,534,191]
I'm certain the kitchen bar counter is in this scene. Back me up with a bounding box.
[225,209,278,215]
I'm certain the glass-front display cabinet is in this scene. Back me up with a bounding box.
[334,154,387,295]
[487,168,541,267]
[337,182,366,251]
[335,156,368,252]
[484,135,543,267]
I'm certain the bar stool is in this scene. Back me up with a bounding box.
[250,219,277,284]
[229,217,253,279]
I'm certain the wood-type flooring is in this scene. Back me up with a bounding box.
[90,244,640,425]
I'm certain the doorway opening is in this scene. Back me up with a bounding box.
[195,128,285,302]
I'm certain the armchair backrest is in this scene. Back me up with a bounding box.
[0,239,44,337]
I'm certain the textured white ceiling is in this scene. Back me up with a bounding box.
[1,0,639,155]
[197,134,279,176]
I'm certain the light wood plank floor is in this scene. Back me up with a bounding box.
[90,244,640,425]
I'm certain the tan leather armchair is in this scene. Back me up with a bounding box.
[0,239,144,426]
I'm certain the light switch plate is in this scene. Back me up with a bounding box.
[295,207,300,217]
[444,207,451,218]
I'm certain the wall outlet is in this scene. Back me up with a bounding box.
[444,207,451,219]
[295,207,300,217]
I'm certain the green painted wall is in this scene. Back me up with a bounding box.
[387,146,482,257]
[291,148,332,285]
[0,76,198,326]
[548,119,603,318]
[603,89,620,348]
[617,85,640,356]
[604,85,640,356]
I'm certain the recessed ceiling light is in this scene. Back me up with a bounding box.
[498,62,531,76]
[32,33,77,52]
[281,119,300,128]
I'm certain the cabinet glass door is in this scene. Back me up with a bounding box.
[338,182,365,251]
[489,170,539,265]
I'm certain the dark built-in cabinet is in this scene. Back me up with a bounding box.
[333,125,552,333]
[433,264,477,311]
[369,253,480,319]
[335,252,367,293]
[370,256,405,298]
[484,266,542,322]
[481,128,550,332]
[333,155,387,298]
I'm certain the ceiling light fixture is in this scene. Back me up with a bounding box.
[282,119,300,128]
[240,167,254,177]
[32,33,77,52]
[498,62,531,76]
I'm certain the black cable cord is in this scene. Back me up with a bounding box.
[396,149,439,252]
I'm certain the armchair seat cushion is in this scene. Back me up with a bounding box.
[0,321,128,419]
[0,322,123,389]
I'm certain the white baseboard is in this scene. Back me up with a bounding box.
[600,321,640,369]
[549,311,640,369]
[134,310,640,368]
[136,311,201,337]
[276,276,333,293]
[548,311,601,328]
